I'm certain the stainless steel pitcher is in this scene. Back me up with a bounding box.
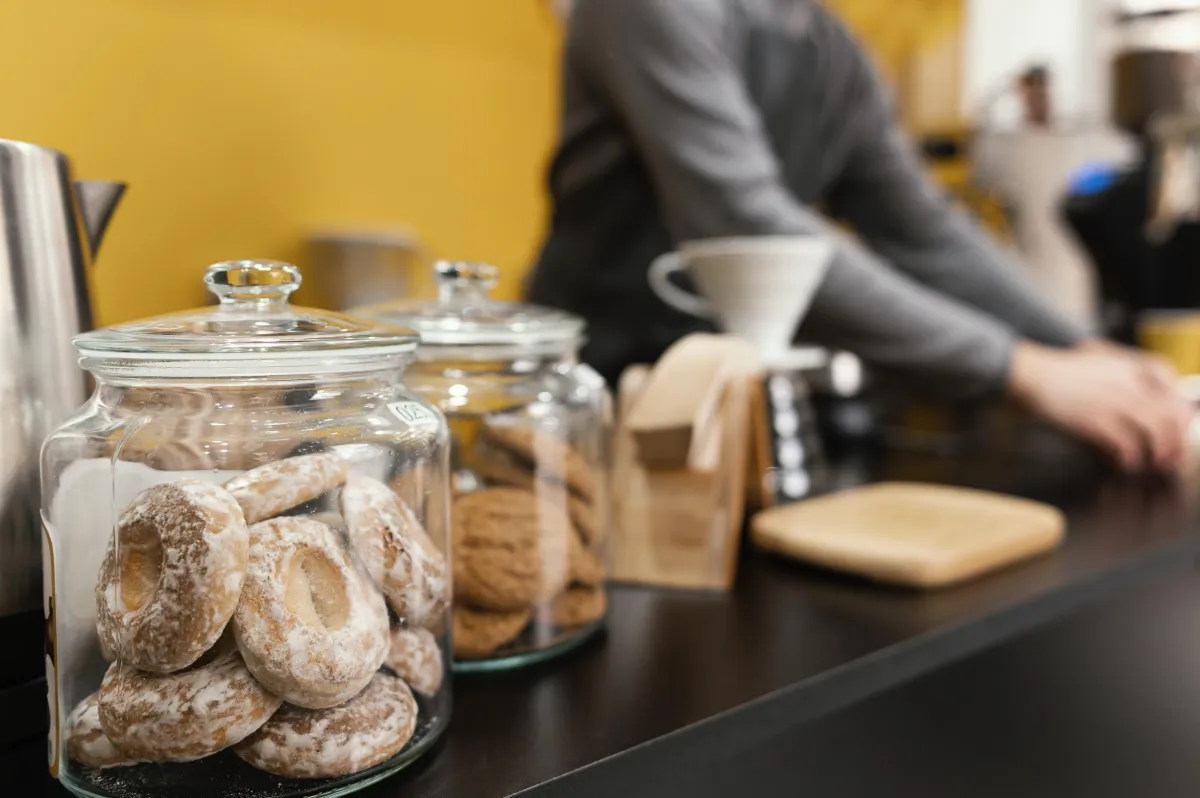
[0,139,124,622]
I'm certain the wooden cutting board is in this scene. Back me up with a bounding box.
[750,482,1066,589]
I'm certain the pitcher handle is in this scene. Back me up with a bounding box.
[648,252,712,318]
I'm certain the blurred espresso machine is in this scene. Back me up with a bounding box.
[1063,7,1200,342]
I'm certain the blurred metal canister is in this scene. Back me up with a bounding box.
[303,228,426,310]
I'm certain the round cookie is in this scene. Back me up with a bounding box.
[97,639,282,762]
[482,425,596,502]
[224,452,349,524]
[475,455,600,545]
[234,672,418,779]
[233,516,389,709]
[340,476,448,627]
[474,455,536,492]
[550,587,608,628]
[568,495,600,546]
[385,626,444,697]
[66,693,144,769]
[569,533,605,587]
[95,480,248,673]
[309,511,348,535]
[452,606,532,660]
[452,488,571,612]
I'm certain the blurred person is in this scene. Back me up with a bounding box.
[527,0,1191,471]
[1018,65,1052,128]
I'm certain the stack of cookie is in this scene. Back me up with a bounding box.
[67,453,450,781]
[110,388,298,473]
[451,424,607,660]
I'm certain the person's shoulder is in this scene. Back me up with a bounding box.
[572,0,727,41]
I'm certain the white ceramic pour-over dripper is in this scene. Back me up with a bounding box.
[649,236,834,365]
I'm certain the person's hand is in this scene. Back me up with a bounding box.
[1076,337,1182,394]
[1007,340,1194,472]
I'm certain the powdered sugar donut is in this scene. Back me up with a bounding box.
[66,693,144,769]
[340,476,447,627]
[224,453,349,524]
[385,626,444,697]
[233,516,388,709]
[234,672,417,779]
[95,480,248,673]
[309,511,348,535]
[97,639,282,762]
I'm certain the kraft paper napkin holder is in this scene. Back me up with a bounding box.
[611,334,760,591]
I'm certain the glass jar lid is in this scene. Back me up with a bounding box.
[354,261,584,353]
[75,260,419,377]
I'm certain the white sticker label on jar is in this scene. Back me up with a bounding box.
[388,401,438,430]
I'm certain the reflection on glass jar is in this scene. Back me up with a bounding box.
[355,262,612,671]
[41,261,452,798]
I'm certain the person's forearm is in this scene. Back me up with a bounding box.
[829,126,1089,348]
[799,229,1016,397]
[865,209,1088,348]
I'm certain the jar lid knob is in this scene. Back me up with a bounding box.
[205,260,302,305]
[435,261,498,304]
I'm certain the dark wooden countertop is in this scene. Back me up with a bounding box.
[15,435,1200,798]
[750,568,1200,798]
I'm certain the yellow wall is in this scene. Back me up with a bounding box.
[830,0,962,81]
[0,1,563,325]
[1,1,962,327]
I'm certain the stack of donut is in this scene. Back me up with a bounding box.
[68,453,448,781]
[451,425,607,660]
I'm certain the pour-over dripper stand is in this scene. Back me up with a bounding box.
[749,359,831,508]
[667,242,833,506]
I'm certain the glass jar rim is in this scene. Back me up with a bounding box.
[74,260,419,378]
[354,261,586,349]
[77,347,418,382]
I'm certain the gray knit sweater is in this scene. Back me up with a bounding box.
[527,0,1086,394]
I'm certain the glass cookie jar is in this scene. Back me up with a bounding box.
[355,262,611,671]
[40,261,452,798]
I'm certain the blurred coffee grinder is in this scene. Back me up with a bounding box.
[303,228,427,310]
[1063,7,1200,345]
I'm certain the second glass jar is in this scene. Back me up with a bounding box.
[356,262,611,670]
